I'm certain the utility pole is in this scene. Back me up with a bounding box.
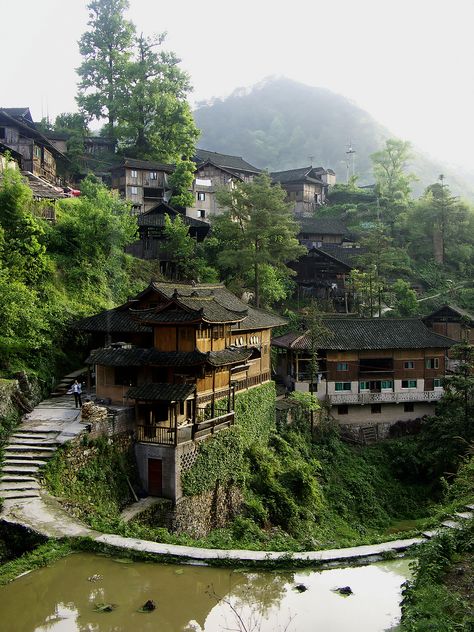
[439,174,446,265]
[346,141,356,183]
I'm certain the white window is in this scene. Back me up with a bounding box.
[402,380,417,389]
[425,358,439,369]
[150,171,157,180]
[197,191,206,201]
[131,186,138,195]
[434,378,443,389]
[359,381,370,392]
[131,170,138,179]
[404,361,415,369]
[197,209,206,218]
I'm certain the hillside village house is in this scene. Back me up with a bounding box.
[271,166,336,217]
[424,304,472,350]
[110,158,175,214]
[75,282,285,500]
[186,149,261,222]
[0,107,68,202]
[292,218,364,311]
[273,318,455,438]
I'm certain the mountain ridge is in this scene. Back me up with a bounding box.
[194,77,474,200]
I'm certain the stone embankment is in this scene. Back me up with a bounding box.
[1,392,473,567]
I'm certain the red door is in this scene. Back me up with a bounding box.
[148,458,163,496]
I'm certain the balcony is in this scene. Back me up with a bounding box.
[136,411,234,445]
[328,390,444,405]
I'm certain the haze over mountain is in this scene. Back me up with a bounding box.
[194,78,474,199]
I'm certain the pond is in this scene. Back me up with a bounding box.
[0,553,412,631]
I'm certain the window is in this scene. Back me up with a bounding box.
[404,403,414,412]
[197,327,210,339]
[337,362,348,371]
[335,382,351,392]
[425,358,439,369]
[150,171,157,180]
[34,145,42,158]
[114,367,137,386]
[434,378,443,388]
[402,379,417,389]
[371,404,381,414]
[0,127,5,139]
[337,405,349,415]
[131,186,138,195]
[197,209,206,218]
[131,169,138,178]
[197,191,206,201]
[404,361,415,369]
[381,380,393,390]
[359,381,370,391]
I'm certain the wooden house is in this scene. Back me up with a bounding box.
[273,318,455,438]
[0,108,66,186]
[423,304,473,346]
[186,149,261,222]
[75,282,285,499]
[124,201,210,271]
[270,166,335,217]
[110,158,175,214]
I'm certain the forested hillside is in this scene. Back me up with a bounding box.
[194,78,474,199]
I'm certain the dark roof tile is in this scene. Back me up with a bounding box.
[195,149,261,173]
[127,383,195,401]
[272,318,456,351]
[86,347,207,367]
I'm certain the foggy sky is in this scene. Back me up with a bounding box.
[2,0,474,171]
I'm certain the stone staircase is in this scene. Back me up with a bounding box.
[50,368,87,398]
[0,428,60,501]
[422,503,474,539]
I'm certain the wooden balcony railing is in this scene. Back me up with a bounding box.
[136,411,235,445]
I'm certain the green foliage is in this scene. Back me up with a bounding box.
[214,173,306,307]
[401,524,474,631]
[390,279,420,316]
[182,382,276,496]
[0,541,72,586]
[43,436,138,528]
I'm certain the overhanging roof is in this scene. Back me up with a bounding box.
[127,383,195,401]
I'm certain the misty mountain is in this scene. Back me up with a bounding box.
[194,78,474,199]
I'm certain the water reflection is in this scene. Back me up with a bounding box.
[0,553,411,632]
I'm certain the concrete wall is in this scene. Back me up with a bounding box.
[331,401,435,426]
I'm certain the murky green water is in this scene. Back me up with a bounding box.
[0,553,412,632]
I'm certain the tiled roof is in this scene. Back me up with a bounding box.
[86,347,208,367]
[195,149,261,173]
[272,318,457,351]
[207,348,253,366]
[424,304,474,324]
[232,306,287,331]
[133,309,202,324]
[113,158,175,172]
[178,296,247,324]
[127,383,195,401]
[20,171,67,200]
[2,107,32,120]
[137,203,209,229]
[299,218,348,236]
[73,308,152,334]
[271,166,325,185]
[309,244,366,268]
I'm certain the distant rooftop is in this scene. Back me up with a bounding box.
[195,148,261,174]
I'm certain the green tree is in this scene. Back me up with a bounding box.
[214,174,306,307]
[77,0,135,140]
[371,139,416,228]
[390,279,419,317]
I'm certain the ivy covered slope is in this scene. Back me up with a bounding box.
[0,170,159,383]
[400,455,474,632]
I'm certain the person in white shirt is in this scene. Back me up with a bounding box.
[71,380,82,408]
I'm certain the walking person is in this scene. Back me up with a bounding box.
[71,380,82,408]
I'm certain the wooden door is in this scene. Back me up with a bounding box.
[148,458,163,496]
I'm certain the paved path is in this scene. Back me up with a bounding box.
[1,395,472,567]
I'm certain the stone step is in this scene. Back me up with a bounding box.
[441,520,462,530]
[11,431,58,440]
[454,511,473,520]
[3,459,48,467]
[6,438,58,446]
[465,504,474,511]
[0,474,38,483]
[4,451,53,461]
[6,445,56,452]
[0,481,40,491]
[2,466,39,475]
[0,490,40,499]
[422,530,439,539]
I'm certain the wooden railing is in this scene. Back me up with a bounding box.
[136,411,235,445]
